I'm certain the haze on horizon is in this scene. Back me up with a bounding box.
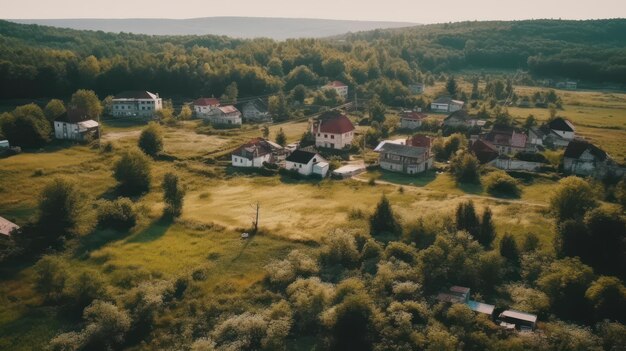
[1,0,625,23]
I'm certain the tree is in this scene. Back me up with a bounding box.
[483,171,520,197]
[96,198,137,231]
[267,58,284,76]
[290,84,307,104]
[0,104,51,147]
[446,76,458,97]
[470,77,480,99]
[455,201,480,238]
[299,130,315,148]
[78,55,101,81]
[443,133,467,159]
[499,233,520,263]
[523,114,537,129]
[550,176,597,222]
[369,195,401,237]
[43,99,66,123]
[163,172,185,217]
[477,207,496,248]
[34,256,68,303]
[67,270,108,312]
[70,89,102,120]
[450,150,480,183]
[368,94,386,123]
[584,206,626,278]
[268,92,290,121]
[138,122,163,157]
[178,105,192,120]
[616,178,626,210]
[113,149,151,195]
[330,294,375,351]
[221,82,238,103]
[262,125,270,139]
[585,276,626,322]
[275,128,286,147]
[38,178,88,244]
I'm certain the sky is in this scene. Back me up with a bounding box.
[1,0,625,23]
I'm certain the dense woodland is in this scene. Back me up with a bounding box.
[1,19,625,100]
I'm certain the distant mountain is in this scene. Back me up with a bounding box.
[8,17,416,40]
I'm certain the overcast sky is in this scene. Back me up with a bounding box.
[1,0,624,23]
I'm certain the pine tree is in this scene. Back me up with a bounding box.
[478,207,496,248]
[275,128,287,146]
[500,233,520,263]
[369,195,401,237]
[446,76,458,97]
[455,201,480,238]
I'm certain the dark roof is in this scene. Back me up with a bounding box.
[240,99,268,112]
[444,109,470,121]
[548,117,575,132]
[56,108,89,123]
[470,139,499,164]
[316,111,355,134]
[406,134,431,148]
[564,140,607,161]
[232,138,276,159]
[401,111,428,121]
[286,149,317,164]
[113,91,158,99]
[379,143,428,158]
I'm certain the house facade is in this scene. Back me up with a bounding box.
[231,138,282,168]
[285,150,328,177]
[53,109,99,142]
[483,125,528,155]
[548,117,575,141]
[193,97,220,116]
[239,99,270,122]
[111,91,162,117]
[400,111,427,129]
[204,105,242,125]
[431,96,464,113]
[379,143,432,175]
[323,81,348,99]
[311,111,355,150]
[409,83,424,94]
[563,140,624,177]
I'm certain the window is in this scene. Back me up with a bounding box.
[317,133,320,137]
[324,134,328,138]
[331,135,335,139]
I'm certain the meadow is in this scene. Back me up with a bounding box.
[0,84,623,349]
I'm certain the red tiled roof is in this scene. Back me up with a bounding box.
[470,139,499,164]
[232,138,274,159]
[194,97,220,106]
[316,111,355,134]
[326,81,347,88]
[0,216,19,236]
[406,134,431,148]
[401,111,428,121]
[218,105,240,114]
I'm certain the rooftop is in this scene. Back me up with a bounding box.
[500,310,538,323]
[315,111,355,134]
[113,90,159,100]
[379,143,428,158]
[194,97,220,106]
[0,216,19,236]
[56,108,90,123]
[401,111,428,121]
[286,149,318,164]
[548,117,575,132]
[326,80,347,88]
[564,140,607,161]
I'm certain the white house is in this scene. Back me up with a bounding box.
[311,111,355,150]
[53,109,99,141]
[563,140,624,177]
[239,99,270,122]
[548,117,575,141]
[193,97,220,116]
[111,91,162,117]
[285,149,328,177]
[231,138,282,168]
[400,110,427,129]
[204,105,242,126]
[431,96,464,113]
[323,81,348,99]
[378,143,432,175]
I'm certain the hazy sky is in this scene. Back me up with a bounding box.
[1,0,625,23]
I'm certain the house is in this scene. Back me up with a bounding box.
[431,96,464,113]
[470,139,499,164]
[547,117,575,141]
[498,310,537,331]
[563,140,624,177]
[379,143,432,175]
[332,163,366,178]
[443,110,485,129]
[0,216,19,236]
[311,111,355,150]
[374,139,406,152]
[483,125,528,155]
[527,126,546,147]
[285,150,328,177]
[111,91,162,117]
[0,140,9,149]
[400,110,427,129]
[54,108,99,141]
[204,105,242,126]
[231,138,283,168]
[406,134,432,148]
[238,99,270,122]
[409,83,425,94]
[323,81,349,99]
[436,286,495,316]
[193,97,220,116]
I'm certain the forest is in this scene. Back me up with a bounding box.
[0,19,625,100]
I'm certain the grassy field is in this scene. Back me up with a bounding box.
[0,84,623,349]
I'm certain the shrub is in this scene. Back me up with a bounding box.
[449,150,480,183]
[38,178,89,245]
[484,171,520,197]
[138,122,163,157]
[550,176,597,222]
[320,231,361,268]
[96,198,137,230]
[162,172,185,217]
[113,149,151,195]
[34,256,68,303]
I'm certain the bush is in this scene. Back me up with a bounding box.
[162,172,185,217]
[113,149,151,195]
[38,178,89,246]
[449,150,480,183]
[483,171,521,197]
[138,122,163,157]
[96,198,137,230]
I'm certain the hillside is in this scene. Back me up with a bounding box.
[8,17,416,40]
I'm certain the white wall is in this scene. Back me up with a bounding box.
[314,131,353,149]
[286,160,314,175]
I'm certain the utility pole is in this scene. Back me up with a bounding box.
[252,202,260,235]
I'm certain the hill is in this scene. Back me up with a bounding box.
[8,17,416,40]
